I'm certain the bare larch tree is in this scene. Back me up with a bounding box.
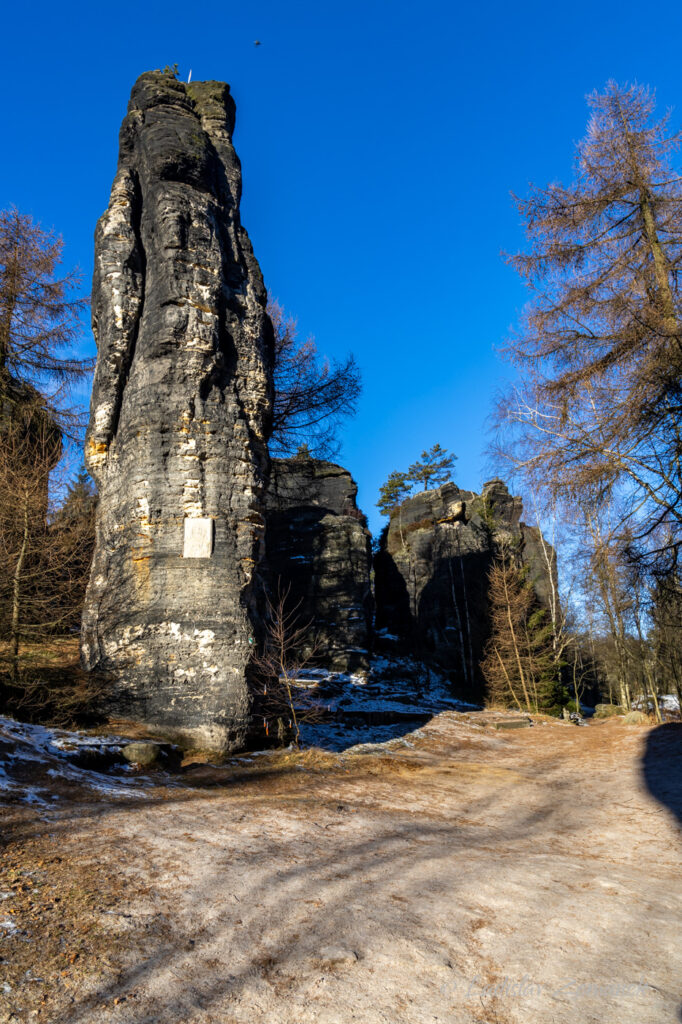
[495,82,682,572]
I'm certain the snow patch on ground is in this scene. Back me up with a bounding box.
[294,655,480,751]
[632,694,680,713]
[0,717,153,803]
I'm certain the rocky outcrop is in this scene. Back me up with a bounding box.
[81,71,273,752]
[264,458,372,671]
[374,479,557,696]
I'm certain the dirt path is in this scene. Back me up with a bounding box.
[1,713,680,1024]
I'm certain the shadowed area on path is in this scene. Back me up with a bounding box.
[641,722,682,827]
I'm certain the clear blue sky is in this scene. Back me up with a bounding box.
[3,0,682,534]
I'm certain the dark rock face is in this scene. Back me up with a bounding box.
[81,72,272,752]
[264,458,372,671]
[374,479,557,696]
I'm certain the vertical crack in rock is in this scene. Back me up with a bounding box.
[81,71,273,752]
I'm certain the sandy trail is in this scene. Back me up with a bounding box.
[1,713,680,1024]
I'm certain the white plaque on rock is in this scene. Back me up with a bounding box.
[183,517,214,558]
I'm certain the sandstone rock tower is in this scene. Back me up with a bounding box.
[81,71,273,751]
[374,480,558,697]
[264,457,372,671]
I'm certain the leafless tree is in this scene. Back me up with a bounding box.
[481,539,556,713]
[651,568,682,712]
[563,500,671,716]
[0,398,94,699]
[250,584,325,748]
[494,82,682,573]
[268,299,361,459]
[0,206,91,432]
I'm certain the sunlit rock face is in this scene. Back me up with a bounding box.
[374,479,557,697]
[264,458,373,672]
[81,71,273,752]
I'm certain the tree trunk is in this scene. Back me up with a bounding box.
[502,565,532,713]
[456,532,474,688]
[494,646,523,711]
[615,93,681,341]
[639,192,681,339]
[447,550,468,688]
[0,252,19,375]
[10,493,30,685]
[572,648,582,714]
[634,614,662,724]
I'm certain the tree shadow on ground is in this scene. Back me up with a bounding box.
[3,740,665,1024]
[3,723,678,1023]
[641,722,682,827]
[58,787,567,1023]
[0,755,568,1021]
[641,722,682,1024]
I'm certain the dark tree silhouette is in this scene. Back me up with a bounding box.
[268,299,361,459]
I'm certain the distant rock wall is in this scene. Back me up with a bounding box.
[264,458,372,671]
[81,71,273,752]
[374,479,557,695]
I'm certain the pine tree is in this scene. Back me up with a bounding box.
[407,444,457,491]
[377,470,412,517]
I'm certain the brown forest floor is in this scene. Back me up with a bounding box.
[0,712,681,1024]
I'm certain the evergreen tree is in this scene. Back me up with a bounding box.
[0,419,90,690]
[55,468,97,525]
[377,470,412,517]
[407,444,457,491]
[376,444,457,538]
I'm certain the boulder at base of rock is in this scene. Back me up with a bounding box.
[594,704,625,718]
[623,710,649,725]
[121,742,182,769]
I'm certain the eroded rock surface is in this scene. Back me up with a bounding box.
[374,479,557,695]
[81,71,273,751]
[264,458,372,671]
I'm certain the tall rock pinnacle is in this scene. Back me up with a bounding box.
[81,71,273,751]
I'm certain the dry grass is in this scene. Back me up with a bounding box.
[0,636,80,671]
[0,637,107,727]
[0,829,158,1023]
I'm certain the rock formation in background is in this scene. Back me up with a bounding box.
[81,71,272,751]
[264,457,372,671]
[374,479,557,696]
